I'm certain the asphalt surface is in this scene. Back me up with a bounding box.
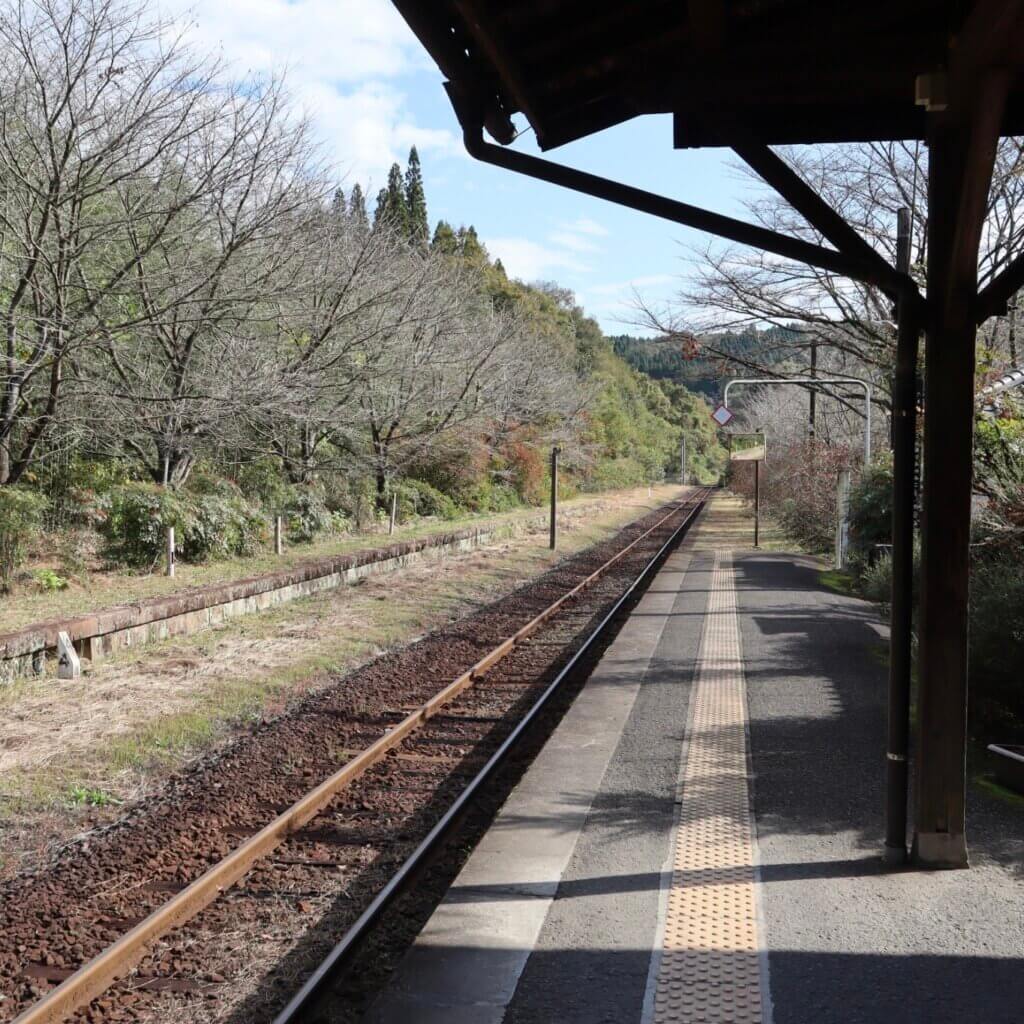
[737,552,1024,1024]
[502,550,713,1024]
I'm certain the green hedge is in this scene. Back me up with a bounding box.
[100,483,266,567]
[0,486,46,591]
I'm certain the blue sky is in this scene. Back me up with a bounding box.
[165,0,755,335]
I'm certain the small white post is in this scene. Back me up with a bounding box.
[680,436,687,485]
[836,470,852,569]
[274,516,283,555]
[166,526,176,577]
[389,491,397,535]
[57,631,81,680]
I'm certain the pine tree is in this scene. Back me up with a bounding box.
[457,225,487,264]
[404,146,429,245]
[374,163,409,234]
[331,187,345,217]
[374,187,389,226]
[431,219,458,255]
[348,183,369,231]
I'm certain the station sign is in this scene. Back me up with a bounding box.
[729,432,767,462]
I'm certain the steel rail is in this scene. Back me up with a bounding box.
[13,489,708,1024]
[273,489,710,1024]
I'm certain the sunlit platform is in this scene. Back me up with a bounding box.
[366,500,1024,1024]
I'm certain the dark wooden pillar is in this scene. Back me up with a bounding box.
[884,209,918,865]
[912,78,1008,869]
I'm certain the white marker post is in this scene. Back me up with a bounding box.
[57,631,81,680]
[836,470,852,568]
[166,526,175,577]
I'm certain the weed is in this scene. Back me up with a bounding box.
[67,785,120,807]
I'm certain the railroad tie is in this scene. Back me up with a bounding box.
[651,550,765,1024]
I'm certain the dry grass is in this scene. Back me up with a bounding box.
[0,484,684,878]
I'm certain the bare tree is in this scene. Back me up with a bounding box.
[636,139,1024,415]
[0,0,269,483]
[87,73,322,485]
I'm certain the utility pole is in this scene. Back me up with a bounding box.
[885,206,919,864]
[549,446,560,550]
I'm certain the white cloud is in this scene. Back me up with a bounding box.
[486,237,591,280]
[160,0,457,184]
[565,216,608,237]
[589,274,676,296]
[548,230,602,254]
[166,0,422,82]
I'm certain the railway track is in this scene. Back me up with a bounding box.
[2,489,708,1024]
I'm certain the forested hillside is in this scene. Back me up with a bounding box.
[0,1,724,599]
[611,327,799,397]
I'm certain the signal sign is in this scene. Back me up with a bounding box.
[711,404,734,427]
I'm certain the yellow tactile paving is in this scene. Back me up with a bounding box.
[652,551,764,1024]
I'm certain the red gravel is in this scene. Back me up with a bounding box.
[0,496,704,1024]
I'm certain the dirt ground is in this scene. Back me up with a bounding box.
[0,484,685,879]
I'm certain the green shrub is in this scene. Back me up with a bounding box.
[33,568,69,591]
[282,489,333,543]
[586,456,648,492]
[100,483,191,567]
[181,491,266,561]
[101,483,265,566]
[398,479,461,520]
[460,478,522,514]
[849,456,893,555]
[0,486,46,591]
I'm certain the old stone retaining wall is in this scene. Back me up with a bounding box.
[0,525,505,682]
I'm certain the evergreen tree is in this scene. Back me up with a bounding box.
[431,219,458,255]
[331,187,345,217]
[348,183,369,231]
[404,146,429,245]
[456,225,487,264]
[374,163,408,234]
[493,258,507,277]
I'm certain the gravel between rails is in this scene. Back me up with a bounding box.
[0,497,701,1024]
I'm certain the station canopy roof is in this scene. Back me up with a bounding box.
[392,1,1024,150]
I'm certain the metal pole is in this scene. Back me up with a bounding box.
[680,436,687,485]
[274,516,283,556]
[885,206,918,865]
[549,446,559,550]
[753,460,760,548]
[809,339,817,438]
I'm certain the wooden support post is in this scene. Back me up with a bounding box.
[274,516,283,556]
[166,527,175,578]
[389,491,398,536]
[753,459,760,548]
[913,79,1007,868]
[885,207,919,865]
[549,446,559,550]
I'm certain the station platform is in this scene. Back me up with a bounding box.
[367,497,1024,1024]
